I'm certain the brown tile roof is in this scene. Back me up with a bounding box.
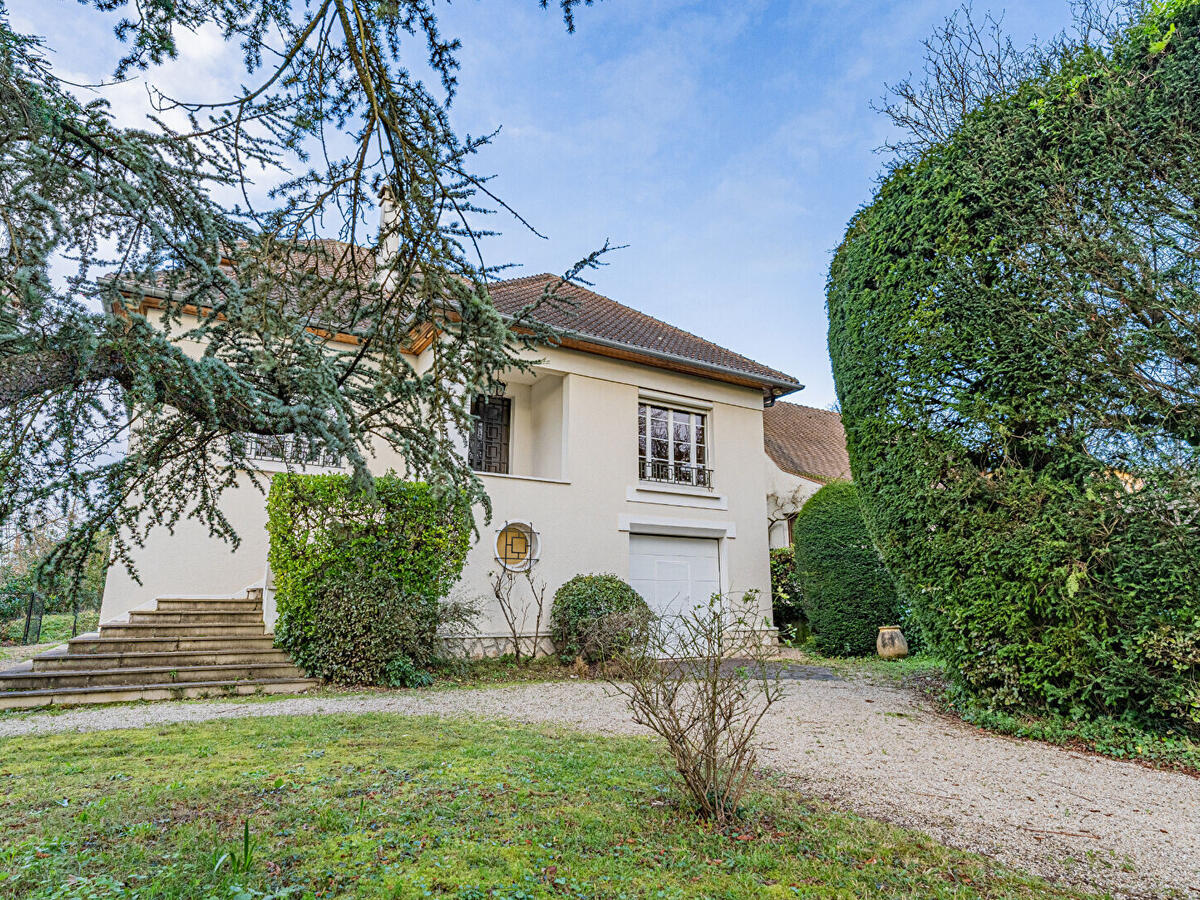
[138,239,376,291]
[763,401,851,483]
[488,274,800,389]
[117,241,801,390]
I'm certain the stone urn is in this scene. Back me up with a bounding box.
[876,626,909,660]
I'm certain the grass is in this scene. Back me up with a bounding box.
[0,612,100,668]
[955,706,1200,776]
[780,645,946,685]
[430,654,581,688]
[0,611,99,648]
[0,641,56,667]
[0,714,1101,900]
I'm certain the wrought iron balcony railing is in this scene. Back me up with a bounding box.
[242,434,342,469]
[638,460,714,490]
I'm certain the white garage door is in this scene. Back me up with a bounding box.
[629,534,721,621]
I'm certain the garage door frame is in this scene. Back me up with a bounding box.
[617,513,733,601]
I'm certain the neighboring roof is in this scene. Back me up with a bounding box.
[763,401,851,483]
[489,274,800,392]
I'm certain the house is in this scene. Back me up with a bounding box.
[762,401,851,549]
[99,264,805,656]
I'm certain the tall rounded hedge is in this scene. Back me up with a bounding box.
[267,474,470,684]
[792,482,899,656]
[827,3,1200,732]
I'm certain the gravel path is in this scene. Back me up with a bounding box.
[2,676,1196,898]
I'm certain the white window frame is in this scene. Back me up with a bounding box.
[637,398,712,490]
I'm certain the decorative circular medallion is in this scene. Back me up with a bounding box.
[495,522,538,571]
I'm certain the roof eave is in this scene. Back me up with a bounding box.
[504,315,803,395]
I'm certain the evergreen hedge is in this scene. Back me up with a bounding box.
[792,482,900,656]
[267,474,470,685]
[827,3,1200,732]
[550,573,652,662]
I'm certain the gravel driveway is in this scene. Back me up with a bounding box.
[2,675,1196,898]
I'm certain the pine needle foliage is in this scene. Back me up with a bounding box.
[828,1,1200,734]
[0,0,606,594]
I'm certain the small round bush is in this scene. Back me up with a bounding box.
[793,481,899,656]
[551,573,652,662]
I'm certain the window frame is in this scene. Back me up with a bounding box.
[637,399,713,489]
[469,394,512,475]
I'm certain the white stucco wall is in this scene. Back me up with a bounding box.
[102,471,276,620]
[102,315,779,647]
[763,456,822,550]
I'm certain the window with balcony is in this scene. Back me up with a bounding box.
[637,402,711,489]
[243,433,341,468]
[469,395,512,474]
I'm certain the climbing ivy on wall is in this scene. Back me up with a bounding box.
[267,474,471,684]
[827,1,1200,734]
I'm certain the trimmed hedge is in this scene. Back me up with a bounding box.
[827,2,1200,732]
[550,573,652,662]
[267,473,470,685]
[792,482,899,657]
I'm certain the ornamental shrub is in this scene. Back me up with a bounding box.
[551,573,653,662]
[267,473,471,685]
[792,482,900,657]
[769,547,808,645]
[827,3,1200,732]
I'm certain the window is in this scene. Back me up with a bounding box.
[469,395,511,474]
[637,402,711,488]
[495,522,539,571]
[243,434,340,468]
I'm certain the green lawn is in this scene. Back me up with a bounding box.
[0,611,99,656]
[0,714,1098,899]
[781,646,946,685]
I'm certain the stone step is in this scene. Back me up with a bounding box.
[0,661,306,691]
[68,634,278,655]
[128,610,265,626]
[154,598,263,613]
[99,622,267,639]
[32,647,296,672]
[0,678,320,710]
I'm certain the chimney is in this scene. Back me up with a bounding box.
[377,185,400,277]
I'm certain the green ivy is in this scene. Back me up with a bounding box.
[791,483,900,657]
[827,2,1200,733]
[266,473,470,684]
[768,547,808,645]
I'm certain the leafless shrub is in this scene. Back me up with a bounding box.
[434,588,483,662]
[603,592,783,824]
[490,569,549,664]
[580,607,655,664]
[874,0,1145,162]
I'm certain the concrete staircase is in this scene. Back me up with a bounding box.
[0,590,319,710]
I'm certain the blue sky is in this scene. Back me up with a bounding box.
[13,0,1076,407]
